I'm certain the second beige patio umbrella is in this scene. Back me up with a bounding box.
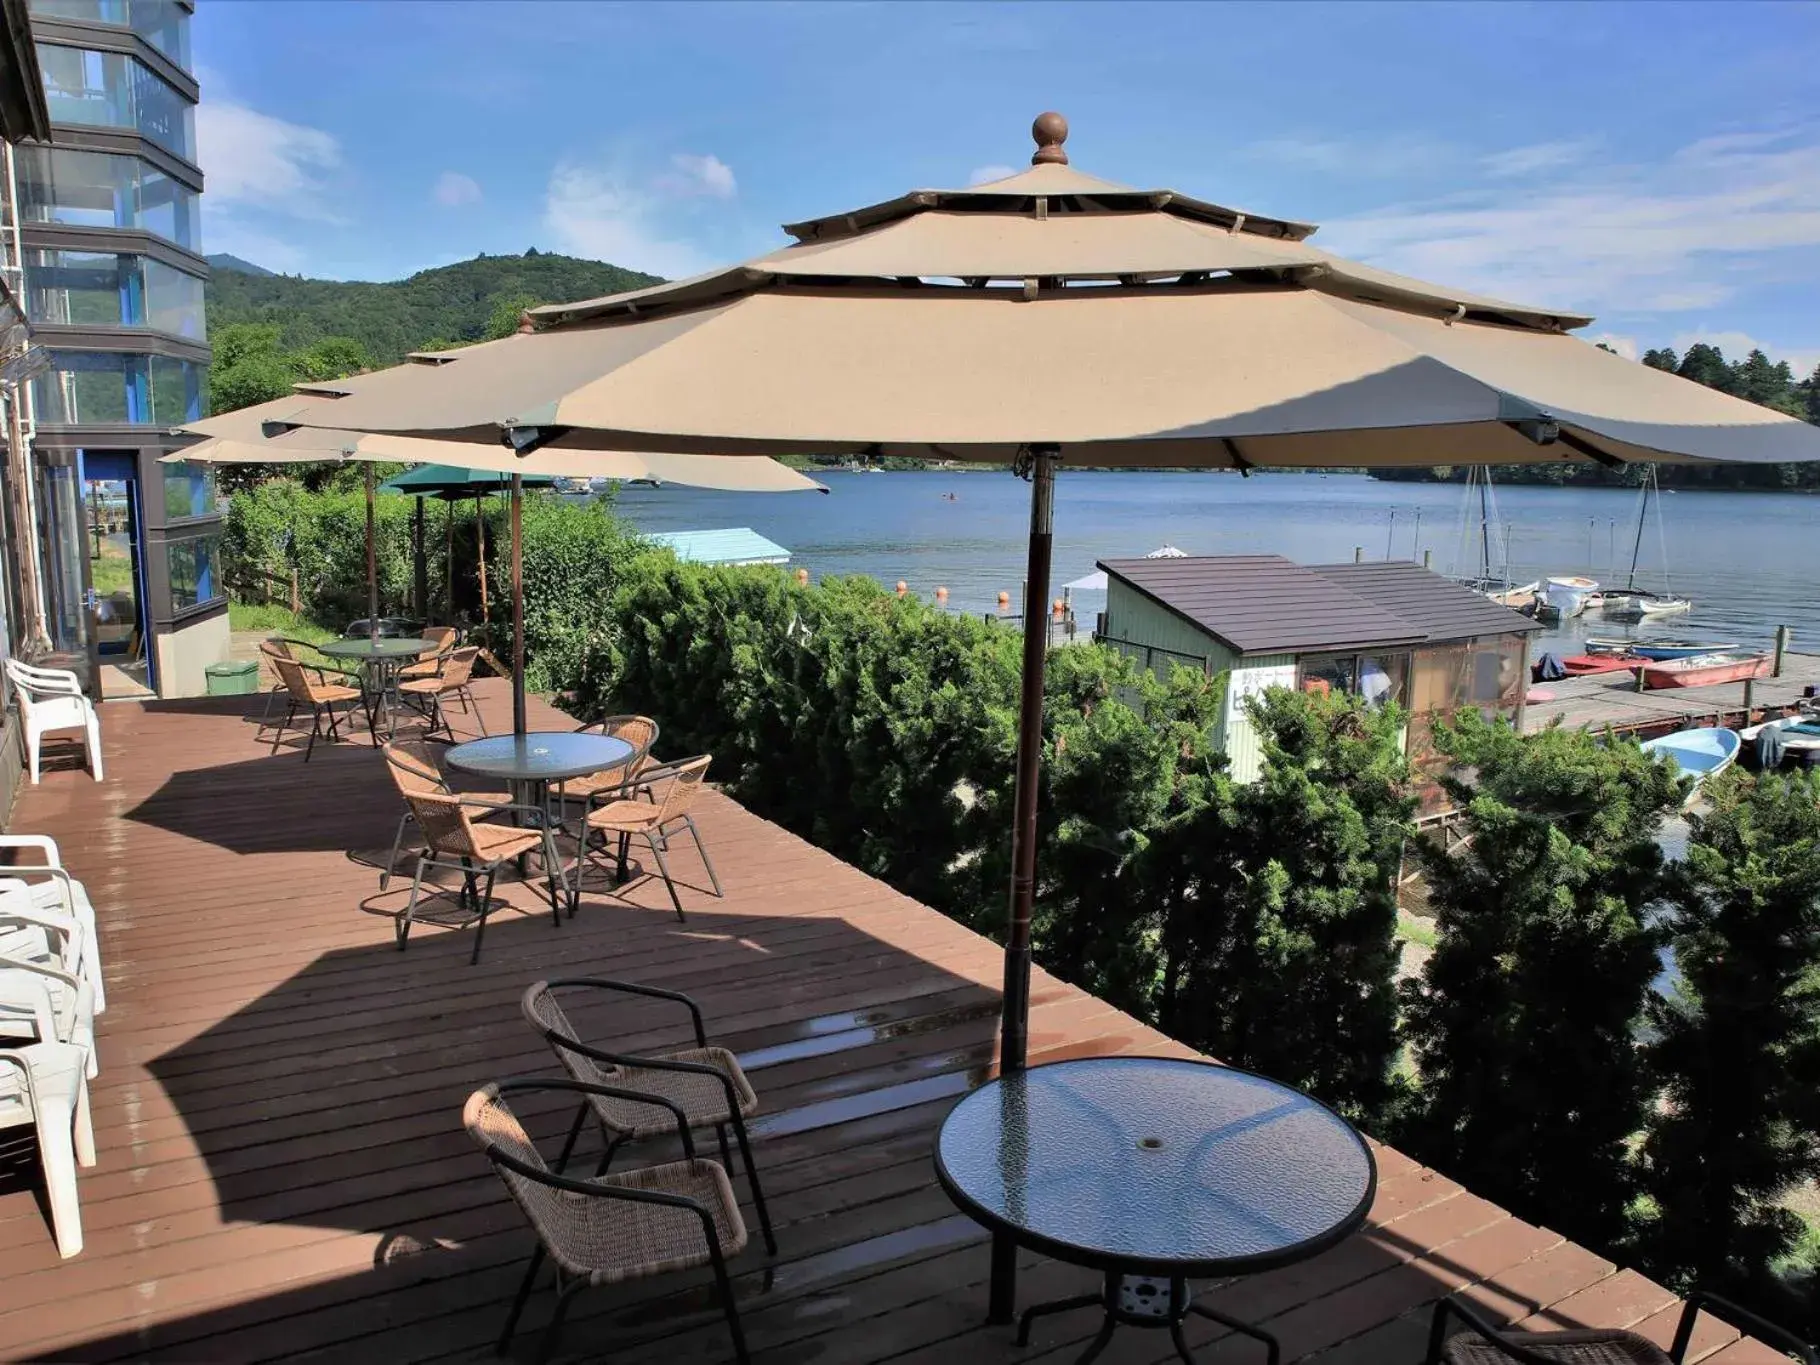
[255,109,1820,1316]
[172,396,825,734]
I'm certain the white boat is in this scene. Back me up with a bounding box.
[1543,576,1599,618]
[1640,726,1741,802]
[1598,588,1692,620]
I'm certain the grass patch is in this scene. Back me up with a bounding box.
[228,601,336,643]
[1396,910,1438,950]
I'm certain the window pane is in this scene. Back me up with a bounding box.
[15,147,200,249]
[165,533,220,612]
[160,459,218,520]
[28,0,191,64]
[1297,653,1357,699]
[30,350,204,424]
[36,43,193,159]
[23,248,142,326]
[143,259,205,338]
[1357,652,1409,708]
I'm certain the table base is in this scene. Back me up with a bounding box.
[1015,1274,1280,1365]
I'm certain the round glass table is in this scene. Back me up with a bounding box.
[935,1056,1376,1363]
[318,637,430,742]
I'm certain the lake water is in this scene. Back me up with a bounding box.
[610,469,1820,657]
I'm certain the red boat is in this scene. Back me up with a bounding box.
[1561,653,1638,677]
[1638,652,1772,690]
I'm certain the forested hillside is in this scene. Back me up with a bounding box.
[1373,341,1820,489]
[204,250,661,366]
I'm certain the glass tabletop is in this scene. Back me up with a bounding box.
[318,637,431,660]
[935,1057,1375,1275]
[443,731,637,783]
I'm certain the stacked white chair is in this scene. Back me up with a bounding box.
[0,839,101,1258]
[5,659,103,784]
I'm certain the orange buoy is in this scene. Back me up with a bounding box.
[896,580,908,596]
[795,567,809,586]
[997,591,1010,610]
[935,586,949,603]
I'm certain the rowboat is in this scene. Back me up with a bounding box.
[1456,577,1540,611]
[1586,638,1738,660]
[1641,726,1741,798]
[1636,652,1771,690]
[1598,588,1693,620]
[1543,576,1599,619]
[1561,653,1639,676]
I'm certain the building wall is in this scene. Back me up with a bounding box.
[1220,654,1298,782]
[150,597,223,696]
[19,0,212,699]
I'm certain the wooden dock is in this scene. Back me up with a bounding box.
[1524,650,1820,738]
[0,680,1777,1363]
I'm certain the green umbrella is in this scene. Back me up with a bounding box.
[379,464,563,663]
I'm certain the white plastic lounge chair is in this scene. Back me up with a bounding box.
[0,834,105,1014]
[5,659,101,783]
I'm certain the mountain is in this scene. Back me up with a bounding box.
[204,251,663,366]
[206,252,275,277]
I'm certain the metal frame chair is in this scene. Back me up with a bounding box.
[265,651,363,761]
[379,741,511,891]
[521,977,775,1255]
[552,715,659,823]
[397,789,566,963]
[465,1078,751,1365]
[398,625,459,681]
[577,756,721,920]
[257,637,360,729]
[397,645,485,742]
[1427,1290,1818,1364]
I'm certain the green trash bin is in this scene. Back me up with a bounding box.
[205,659,261,697]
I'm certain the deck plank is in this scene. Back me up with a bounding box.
[0,679,1759,1362]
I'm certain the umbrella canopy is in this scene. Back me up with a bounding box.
[170,397,825,732]
[273,121,1819,472]
[1066,545,1186,592]
[378,463,560,499]
[193,111,1820,1323]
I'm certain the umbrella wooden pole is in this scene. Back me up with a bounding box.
[511,474,526,736]
[412,495,428,619]
[476,494,490,648]
[365,463,379,643]
[989,442,1058,1325]
[445,502,455,623]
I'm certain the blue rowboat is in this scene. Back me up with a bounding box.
[1586,638,1738,660]
[1641,726,1741,799]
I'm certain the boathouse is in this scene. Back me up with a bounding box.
[1096,554,1542,783]
[647,527,792,566]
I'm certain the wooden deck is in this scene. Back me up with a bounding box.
[1523,650,1820,739]
[0,679,1783,1363]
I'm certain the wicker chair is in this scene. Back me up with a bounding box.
[397,645,485,741]
[265,649,363,761]
[379,741,512,891]
[521,978,775,1255]
[257,638,359,728]
[396,789,565,963]
[398,625,458,681]
[1427,1291,1817,1364]
[577,756,721,920]
[552,716,659,822]
[466,1079,750,1365]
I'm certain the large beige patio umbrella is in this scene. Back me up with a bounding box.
[266,108,1820,1144]
[171,393,824,733]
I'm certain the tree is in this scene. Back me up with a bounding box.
[1397,713,1683,1251]
[484,293,543,340]
[1676,342,1738,394]
[1642,347,1679,372]
[1802,363,1820,425]
[1635,769,1820,1297]
[1158,687,1413,1123]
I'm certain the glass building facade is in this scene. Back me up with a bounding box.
[20,0,217,698]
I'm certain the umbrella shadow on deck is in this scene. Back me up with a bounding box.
[79,881,1015,1362]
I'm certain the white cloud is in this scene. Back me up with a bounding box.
[196,101,341,218]
[543,160,721,279]
[1318,127,1820,318]
[1481,139,1598,179]
[969,164,1017,187]
[433,171,482,208]
[657,153,736,200]
[1244,135,1455,179]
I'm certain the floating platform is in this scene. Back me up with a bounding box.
[1522,650,1820,739]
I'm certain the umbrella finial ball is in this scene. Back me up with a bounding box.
[1031,111,1069,166]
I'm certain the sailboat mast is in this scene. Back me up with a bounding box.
[1626,468,1650,588]
[1478,468,1491,581]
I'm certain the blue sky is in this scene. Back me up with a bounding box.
[195,0,1820,370]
